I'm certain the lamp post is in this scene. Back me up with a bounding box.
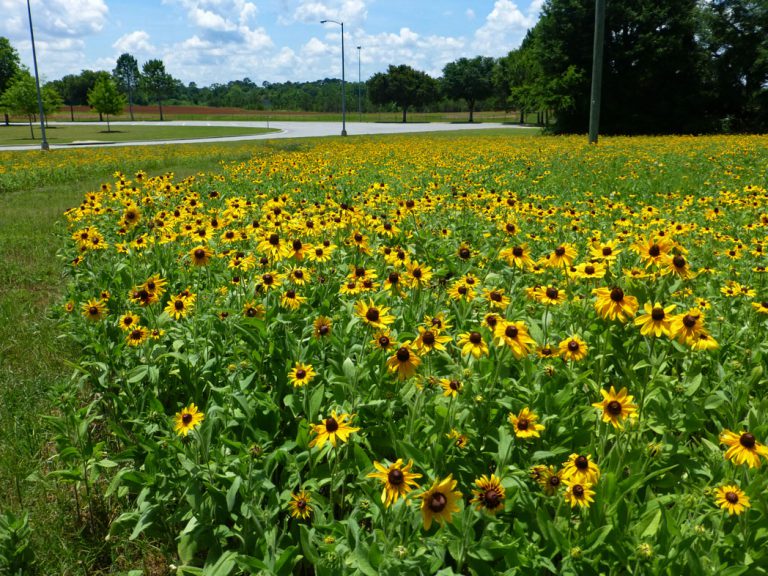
[588,0,606,144]
[27,0,49,151]
[320,19,347,136]
[356,45,362,122]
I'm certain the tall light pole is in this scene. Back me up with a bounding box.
[27,0,49,151]
[356,45,362,122]
[588,0,606,144]
[320,19,347,136]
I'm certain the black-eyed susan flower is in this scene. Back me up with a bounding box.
[573,261,607,280]
[118,312,140,332]
[288,362,316,387]
[714,484,750,516]
[242,301,266,319]
[751,301,768,315]
[564,480,595,508]
[420,475,462,530]
[309,411,359,449]
[634,302,675,337]
[313,315,332,338]
[174,403,204,436]
[367,459,422,507]
[354,299,395,330]
[633,235,673,268]
[493,320,536,358]
[547,243,578,268]
[537,285,567,306]
[665,253,694,279]
[562,453,600,485]
[447,279,475,302]
[532,465,563,496]
[126,326,149,347]
[165,292,195,320]
[280,289,306,310]
[447,428,469,449]
[188,244,213,266]
[456,331,489,359]
[257,232,292,261]
[371,330,396,351]
[405,261,433,289]
[439,378,462,398]
[483,288,511,310]
[508,407,545,438]
[592,386,638,428]
[471,474,505,514]
[413,326,451,354]
[720,430,768,468]
[288,489,313,520]
[670,308,706,344]
[500,244,535,269]
[81,298,108,321]
[424,312,452,334]
[558,335,588,362]
[593,286,638,322]
[589,239,621,262]
[385,342,421,380]
[141,274,167,298]
[688,329,719,351]
[258,271,283,292]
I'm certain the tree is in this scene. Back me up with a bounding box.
[42,83,63,125]
[88,77,125,132]
[113,53,140,121]
[0,71,39,139]
[141,59,175,121]
[367,65,439,122]
[0,37,21,126]
[441,56,496,122]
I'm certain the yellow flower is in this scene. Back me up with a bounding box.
[420,475,462,530]
[367,459,422,507]
[188,244,213,266]
[564,480,595,508]
[439,378,462,398]
[593,286,638,322]
[281,289,306,310]
[714,484,750,516]
[592,386,638,428]
[493,320,536,358]
[558,335,588,362]
[81,298,108,321]
[309,411,359,449]
[165,292,195,320]
[456,331,489,358]
[562,453,600,485]
[720,429,768,468]
[125,326,149,347]
[508,407,545,438]
[470,474,505,513]
[354,299,395,330]
[385,342,421,380]
[288,489,313,520]
[288,362,316,387]
[174,403,205,436]
[634,302,675,337]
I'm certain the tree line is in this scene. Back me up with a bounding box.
[1,0,766,134]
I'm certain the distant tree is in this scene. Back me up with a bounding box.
[113,53,140,121]
[141,59,175,120]
[88,77,125,132]
[0,37,21,126]
[441,56,496,122]
[0,71,39,138]
[367,64,439,122]
[51,74,83,121]
[42,83,63,125]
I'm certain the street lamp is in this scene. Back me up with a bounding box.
[356,45,362,122]
[27,0,49,151]
[320,19,347,136]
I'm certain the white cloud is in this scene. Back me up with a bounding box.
[472,0,536,55]
[466,8,476,20]
[113,31,156,54]
[279,0,368,25]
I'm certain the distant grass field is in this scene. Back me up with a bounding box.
[0,124,277,147]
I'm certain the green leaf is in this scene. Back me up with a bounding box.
[226,476,241,513]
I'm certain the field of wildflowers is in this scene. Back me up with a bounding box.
[55,134,768,575]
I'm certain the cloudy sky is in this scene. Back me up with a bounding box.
[1,0,543,86]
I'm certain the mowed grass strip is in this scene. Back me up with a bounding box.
[0,124,277,146]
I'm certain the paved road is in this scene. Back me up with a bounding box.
[0,120,534,152]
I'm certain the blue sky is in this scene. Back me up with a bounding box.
[1,0,543,86]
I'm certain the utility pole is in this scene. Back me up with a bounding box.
[320,19,347,136]
[357,45,362,122]
[588,0,606,144]
[27,0,49,151]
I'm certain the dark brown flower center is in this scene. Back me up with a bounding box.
[325,417,339,433]
[651,307,665,321]
[354,233,363,243]
[683,314,697,328]
[295,369,306,379]
[606,400,622,415]
[610,287,624,302]
[740,433,756,449]
[174,300,184,311]
[269,233,279,245]
[549,475,560,487]
[555,246,566,256]
[490,291,502,302]
[512,246,524,257]
[297,499,307,510]
[388,272,399,283]
[546,287,559,299]
[602,247,612,256]
[568,340,580,352]
[505,325,519,338]
[388,468,404,486]
[396,347,410,362]
[194,249,206,259]
[585,265,596,275]
[458,286,468,295]
[575,455,588,470]
[293,239,302,250]
[422,331,435,345]
[725,491,739,504]
[449,380,460,390]
[673,255,686,268]
[182,413,193,425]
[286,290,296,299]
[517,418,529,430]
[572,484,585,497]
[428,492,447,513]
[130,329,142,340]
[469,332,482,344]
[263,274,274,284]
[378,335,390,348]
[366,308,380,322]
[483,488,502,509]
[649,244,660,257]
[459,247,471,259]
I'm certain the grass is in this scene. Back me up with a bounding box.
[0,124,277,146]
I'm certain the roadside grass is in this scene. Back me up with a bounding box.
[0,124,276,147]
